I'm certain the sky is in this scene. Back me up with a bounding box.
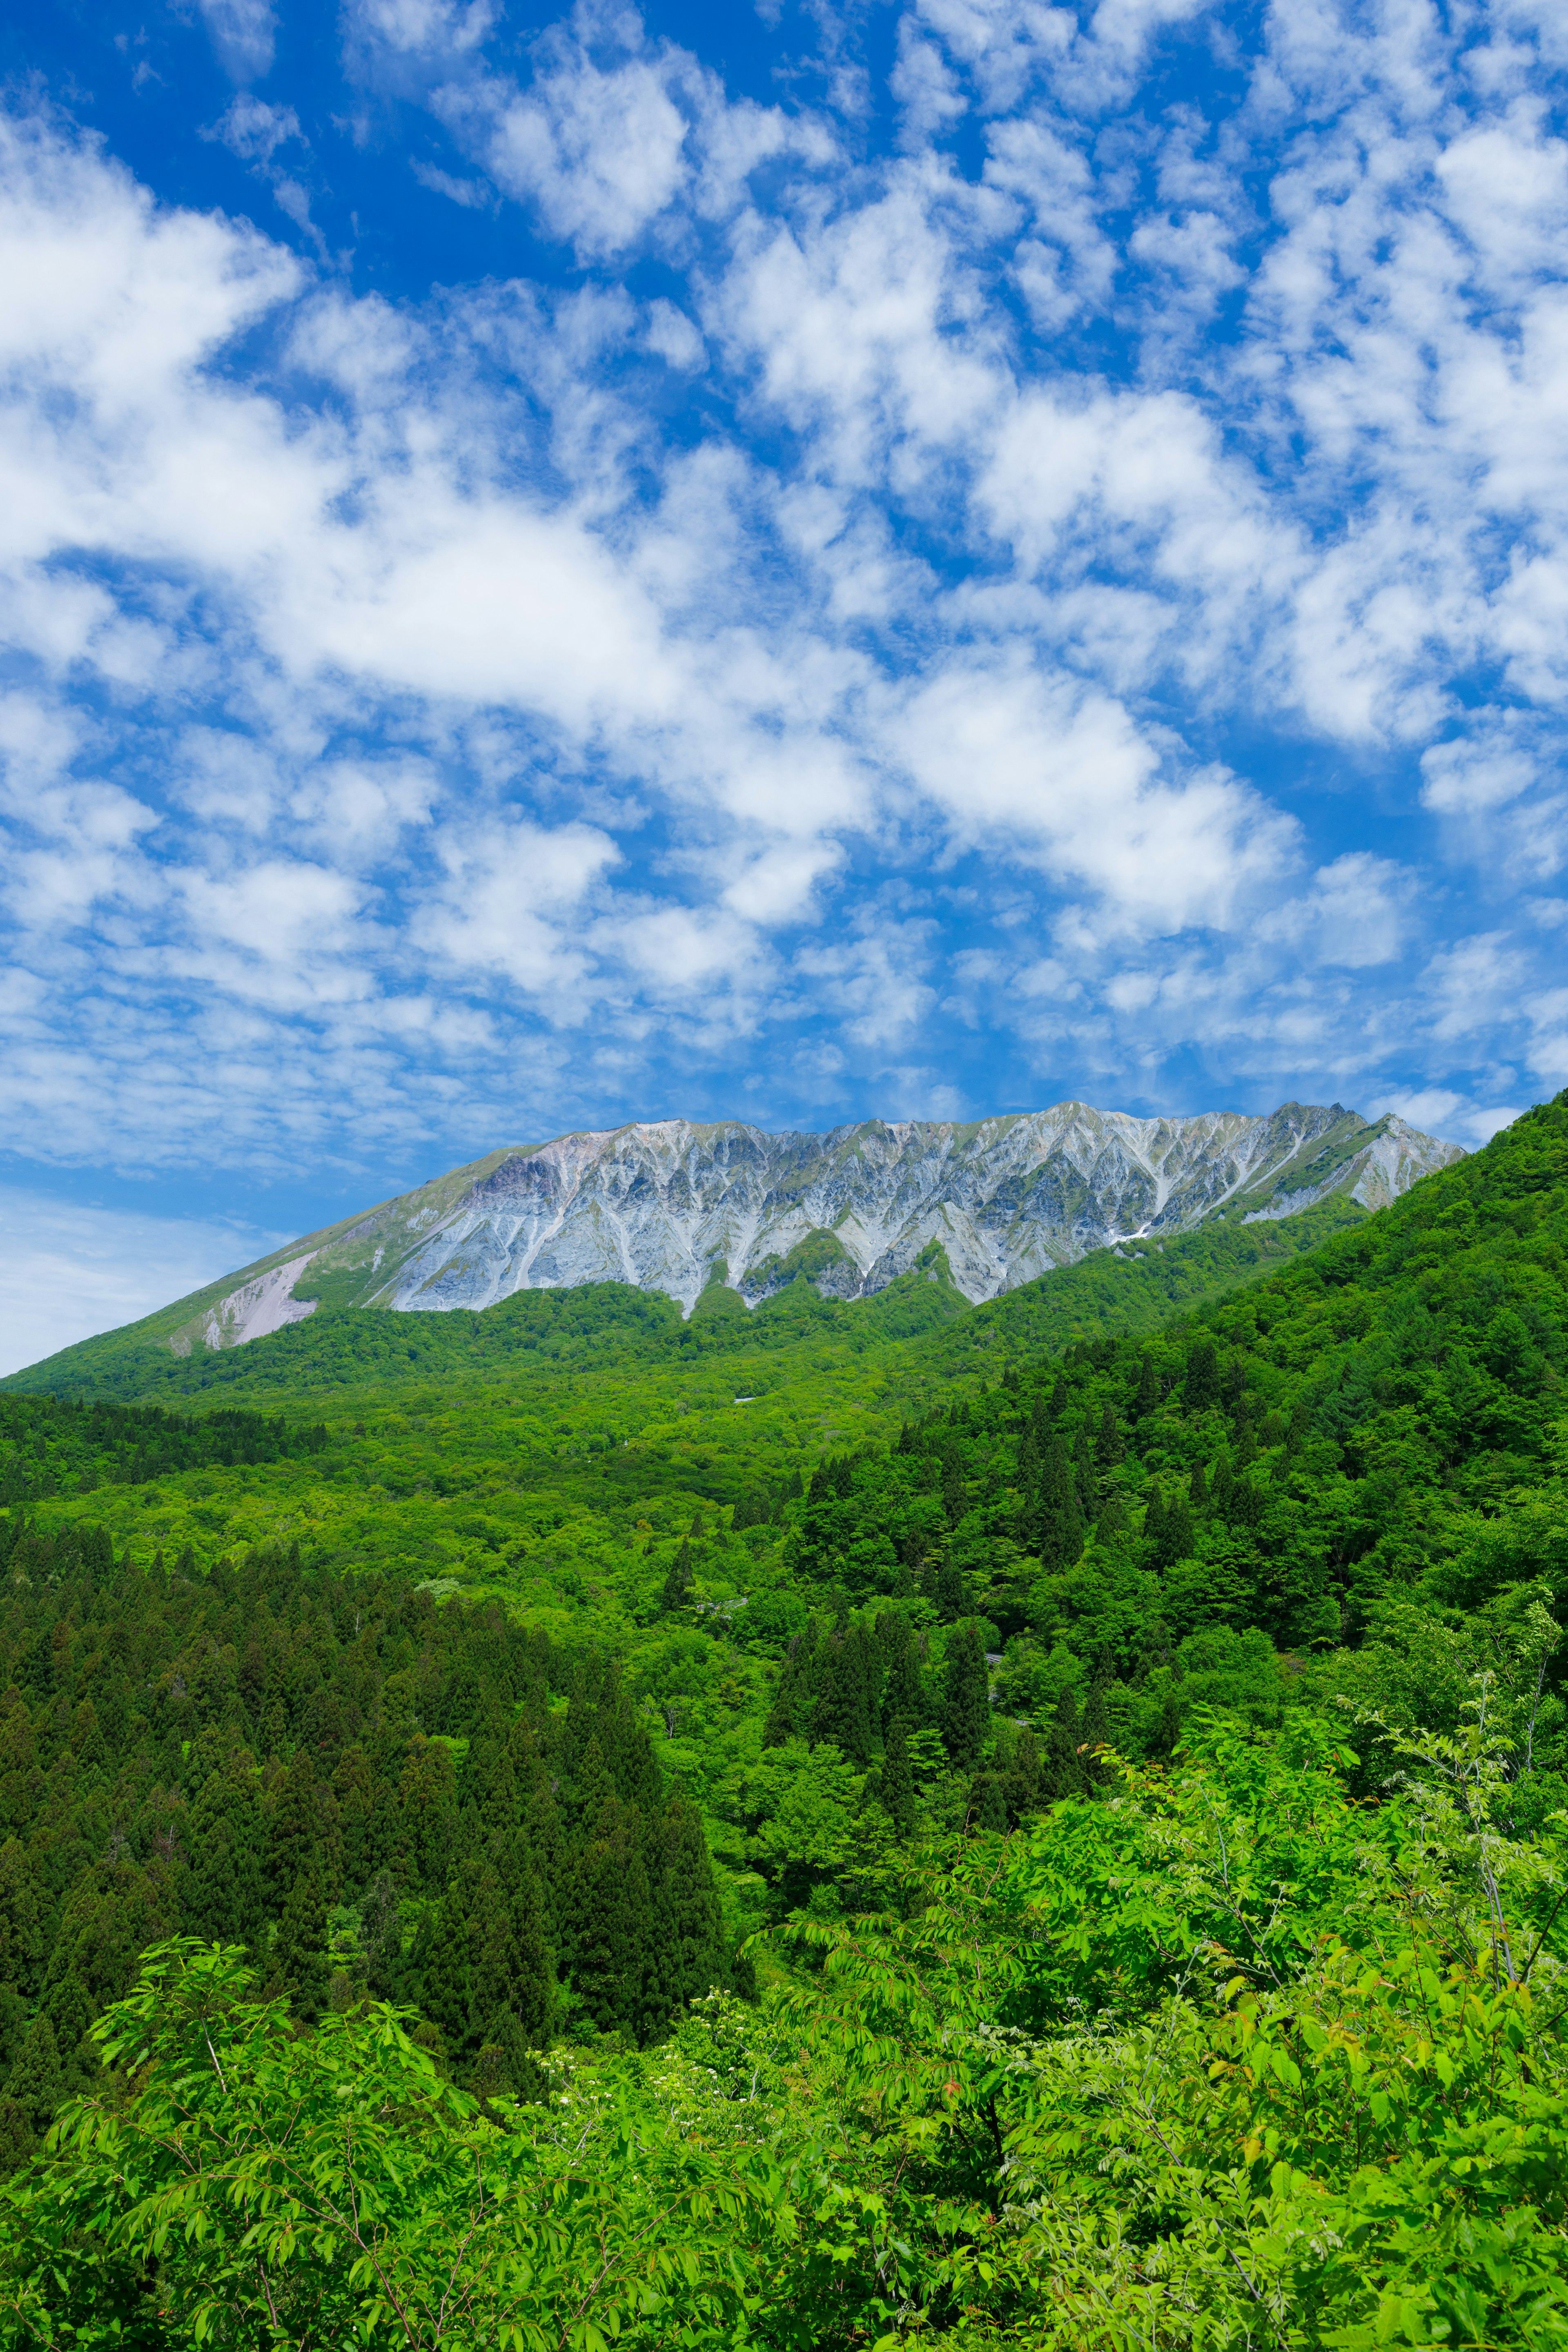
[2,0,1567,1367]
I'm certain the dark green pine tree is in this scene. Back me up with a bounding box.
[1212,1455,1237,1515]
[419,1877,474,2061]
[467,1865,524,2048]
[969,1771,1009,1833]
[1189,1462,1210,1512]
[934,1560,970,1621]
[567,1732,621,1840]
[1134,1354,1161,1418]
[471,2006,541,2106]
[1074,1414,1097,1508]
[1094,1404,1126,1468]
[762,1629,815,1748]
[1042,1690,1087,1800]
[1002,1730,1043,1824]
[940,1625,988,1772]
[1081,1673,1114,1786]
[510,1862,554,2045]
[0,2011,62,2165]
[880,1716,916,1841]
[1231,1476,1265,1531]
[661,1539,695,1613]
[272,1860,329,2024]
[809,1630,874,1765]
[1185,1340,1221,1412]
[880,1619,927,1731]
[1143,1488,1169,1559]
[1095,1493,1131,1546]
[0,1841,46,1998]
[332,1748,381,1889]
[181,1760,265,1955]
[1039,1434,1085,1570]
[359,1870,408,2002]
[570,1808,648,2038]
[469,1737,519,1843]
[266,1745,320,1909]
[1156,1494,1196,1568]
[634,1800,726,2044]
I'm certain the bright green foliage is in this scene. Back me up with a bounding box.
[0,1942,795,2351]
[770,1711,1568,2350]
[0,1094,1566,2336]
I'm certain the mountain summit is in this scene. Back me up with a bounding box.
[154,1100,1460,1357]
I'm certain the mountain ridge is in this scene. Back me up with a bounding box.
[4,1098,1463,1389]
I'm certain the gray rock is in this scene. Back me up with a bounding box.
[166,1099,1464,1351]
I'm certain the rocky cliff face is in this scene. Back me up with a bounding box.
[162,1100,1464,1354]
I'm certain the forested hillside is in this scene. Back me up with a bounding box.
[0,1094,1566,2346]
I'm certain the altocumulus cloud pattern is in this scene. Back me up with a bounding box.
[2,0,1567,1202]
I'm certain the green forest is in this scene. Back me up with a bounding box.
[0,1094,1566,2346]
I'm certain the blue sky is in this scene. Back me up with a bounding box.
[1,0,1566,1361]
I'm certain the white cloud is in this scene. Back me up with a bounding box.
[646,298,704,370]
[890,660,1296,933]
[197,0,278,84]
[6,0,1568,1181]
[420,818,620,1000]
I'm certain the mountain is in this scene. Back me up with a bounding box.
[57,1098,1461,1374]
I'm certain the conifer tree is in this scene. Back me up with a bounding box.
[880,1716,915,1840]
[359,1869,407,2002]
[1042,1690,1086,1800]
[272,1860,329,2024]
[1094,1404,1126,1468]
[510,1861,554,2045]
[468,1865,524,2048]
[878,1616,927,1732]
[332,1746,381,1888]
[266,1745,319,1907]
[1158,1495,1196,1568]
[419,1878,473,2058]
[763,1630,815,1748]
[1134,1355,1160,1417]
[940,1626,988,1772]
[1080,1673,1114,1787]
[1185,1340,1220,1412]
[929,1560,963,1620]
[810,1630,874,1764]
[571,1814,648,2038]
[637,1798,726,2042]
[970,1772,1009,1833]
[0,1843,44,1998]
[1002,1730,1043,1824]
[1095,1493,1131,1545]
[182,1758,265,1954]
[4,2011,60,2139]
[661,1539,694,1613]
[1074,1414,1097,1508]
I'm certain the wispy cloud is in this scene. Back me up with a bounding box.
[1,0,1567,1198]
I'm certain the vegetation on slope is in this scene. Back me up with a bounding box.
[0,1094,1564,2344]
